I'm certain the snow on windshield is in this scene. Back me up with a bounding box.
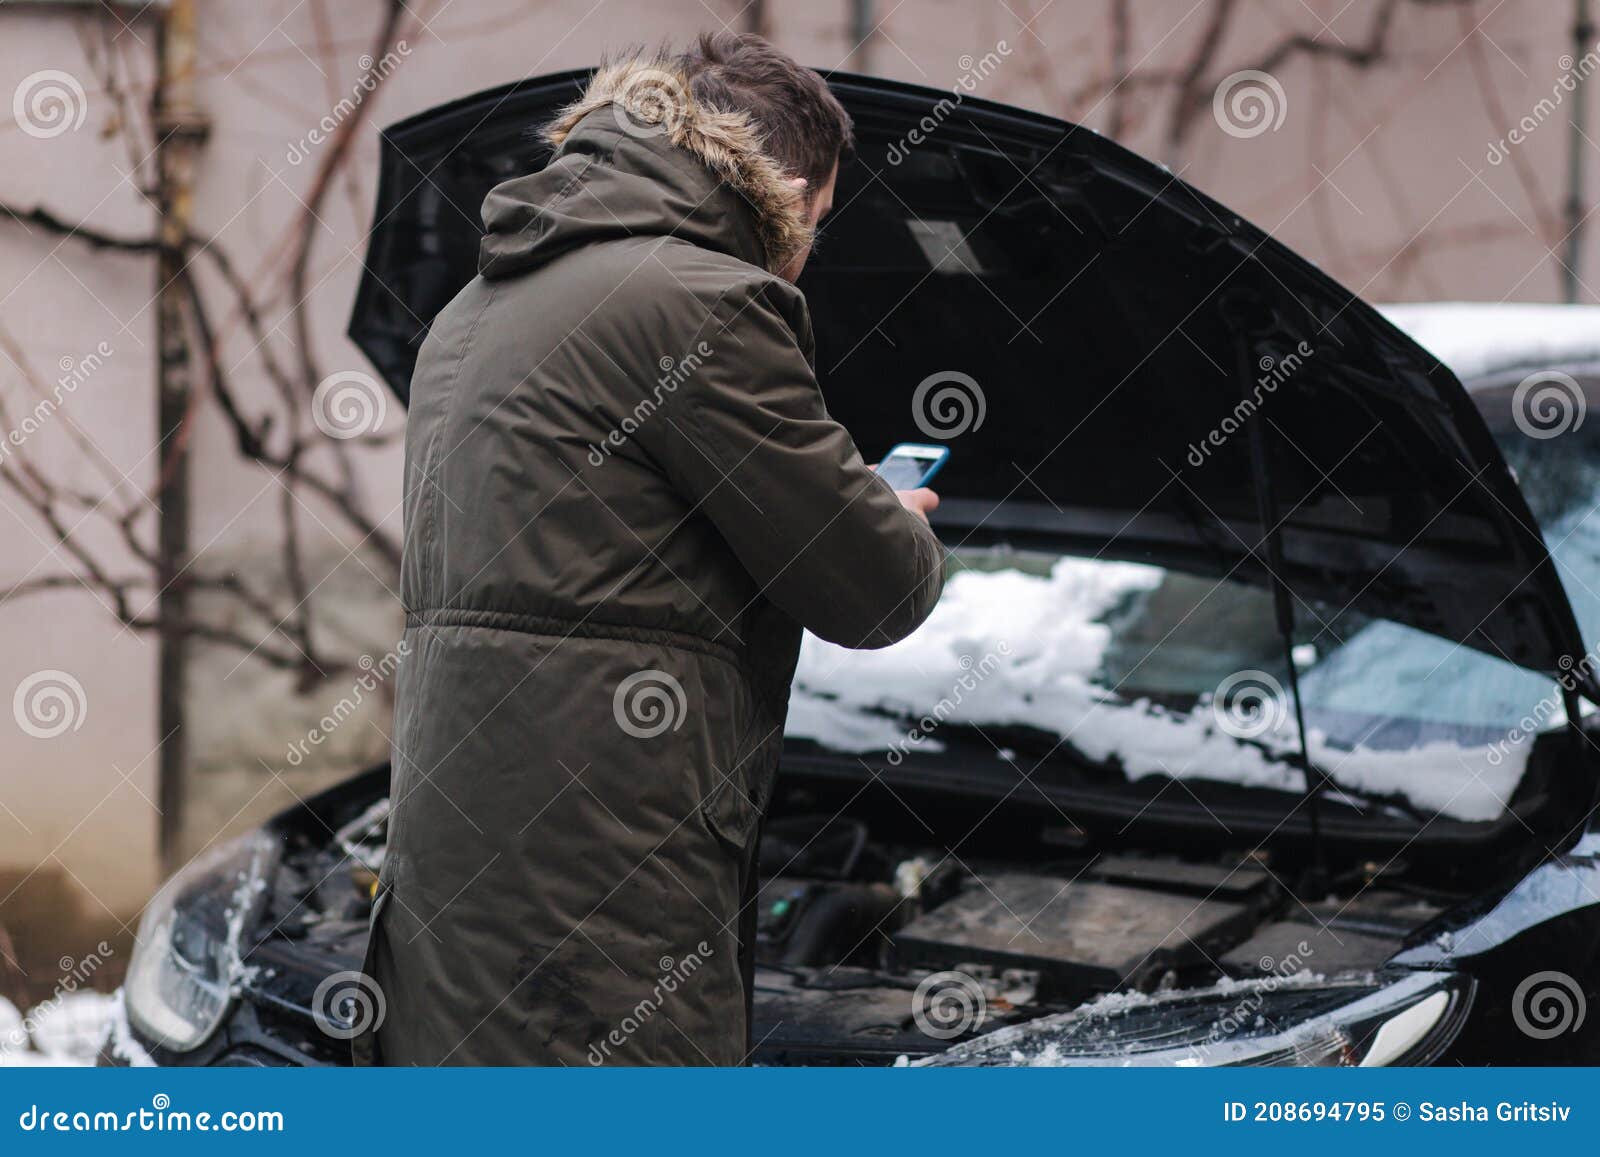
[786,556,1533,823]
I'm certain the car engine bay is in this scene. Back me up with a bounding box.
[245,770,1482,1066]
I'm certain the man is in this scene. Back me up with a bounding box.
[359,32,945,1066]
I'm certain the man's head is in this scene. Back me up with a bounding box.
[676,32,851,280]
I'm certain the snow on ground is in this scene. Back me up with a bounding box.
[788,557,1530,823]
[0,997,21,1050]
[1380,302,1600,388]
[0,990,117,1067]
[104,990,155,1067]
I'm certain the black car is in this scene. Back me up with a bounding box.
[105,73,1600,1068]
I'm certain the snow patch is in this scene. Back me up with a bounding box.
[1380,302,1600,389]
[106,989,155,1067]
[788,557,1527,822]
[0,990,117,1067]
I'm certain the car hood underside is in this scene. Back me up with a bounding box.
[349,70,1593,698]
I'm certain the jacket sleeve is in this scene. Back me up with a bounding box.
[632,281,945,649]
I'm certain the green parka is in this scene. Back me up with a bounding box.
[359,59,944,1066]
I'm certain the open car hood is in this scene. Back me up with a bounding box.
[349,71,1593,695]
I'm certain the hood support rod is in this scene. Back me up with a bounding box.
[1236,334,1331,895]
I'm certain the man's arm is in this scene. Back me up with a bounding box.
[632,282,945,649]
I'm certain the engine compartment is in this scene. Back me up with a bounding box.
[738,803,1455,1063]
[254,769,1493,1065]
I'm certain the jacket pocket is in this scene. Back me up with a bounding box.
[700,711,777,854]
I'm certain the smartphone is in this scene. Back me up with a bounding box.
[874,442,950,490]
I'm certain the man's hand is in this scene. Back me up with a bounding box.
[896,487,940,524]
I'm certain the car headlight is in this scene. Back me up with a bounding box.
[123,832,278,1052]
[917,970,1473,1067]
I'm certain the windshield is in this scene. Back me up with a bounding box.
[785,381,1600,826]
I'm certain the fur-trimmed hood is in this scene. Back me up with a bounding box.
[539,56,812,275]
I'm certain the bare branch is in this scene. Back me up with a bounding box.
[1154,0,1478,154]
[285,0,406,398]
[0,201,159,254]
[1165,0,1242,155]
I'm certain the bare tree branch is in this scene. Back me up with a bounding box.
[0,3,407,692]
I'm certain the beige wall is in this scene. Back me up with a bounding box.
[0,0,1595,940]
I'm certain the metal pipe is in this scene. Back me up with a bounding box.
[153,0,209,877]
[1563,0,1592,303]
[849,0,875,73]
[1236,333,1329,894]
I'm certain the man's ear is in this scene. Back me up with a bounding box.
[786,176,808,198]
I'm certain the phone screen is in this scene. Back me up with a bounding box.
[875,445,947,490]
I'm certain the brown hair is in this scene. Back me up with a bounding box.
[676,32,853,191]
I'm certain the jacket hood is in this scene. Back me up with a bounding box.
[477,56,812,279]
